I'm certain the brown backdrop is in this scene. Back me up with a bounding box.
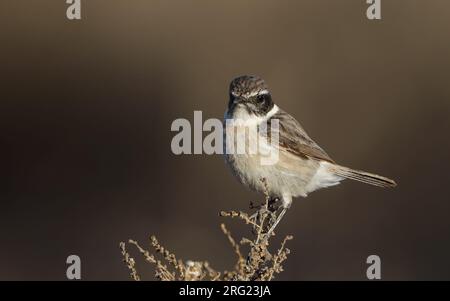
[1,0,450,280]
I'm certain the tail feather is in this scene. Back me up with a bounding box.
[329,164,397,188]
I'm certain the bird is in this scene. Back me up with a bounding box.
[223,75,396,235]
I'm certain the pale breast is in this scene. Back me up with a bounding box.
[223,107,336,198]
[224,122,323,197]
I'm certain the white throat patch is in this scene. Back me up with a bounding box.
[226,104,279,126]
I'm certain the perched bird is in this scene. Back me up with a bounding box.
[223,75,396,234]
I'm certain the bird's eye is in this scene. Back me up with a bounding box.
[257,94,266,103]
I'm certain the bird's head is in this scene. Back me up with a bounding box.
[228,75,274,118]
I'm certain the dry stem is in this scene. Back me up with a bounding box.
[120,178,293,281]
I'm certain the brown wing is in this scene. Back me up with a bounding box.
[263,108,335,163]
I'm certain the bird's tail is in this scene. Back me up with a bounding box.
[329,164,397,188]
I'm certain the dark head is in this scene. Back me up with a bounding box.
[228,75,274,117]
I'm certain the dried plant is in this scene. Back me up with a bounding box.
[120,178,293,281]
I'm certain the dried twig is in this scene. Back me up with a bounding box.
[120,178,293,281]
[219,210,261,229]
[119,241,140,281]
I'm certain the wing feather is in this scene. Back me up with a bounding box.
[262,109,334,163]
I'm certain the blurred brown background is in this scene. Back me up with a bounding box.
[1,0,449,280]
